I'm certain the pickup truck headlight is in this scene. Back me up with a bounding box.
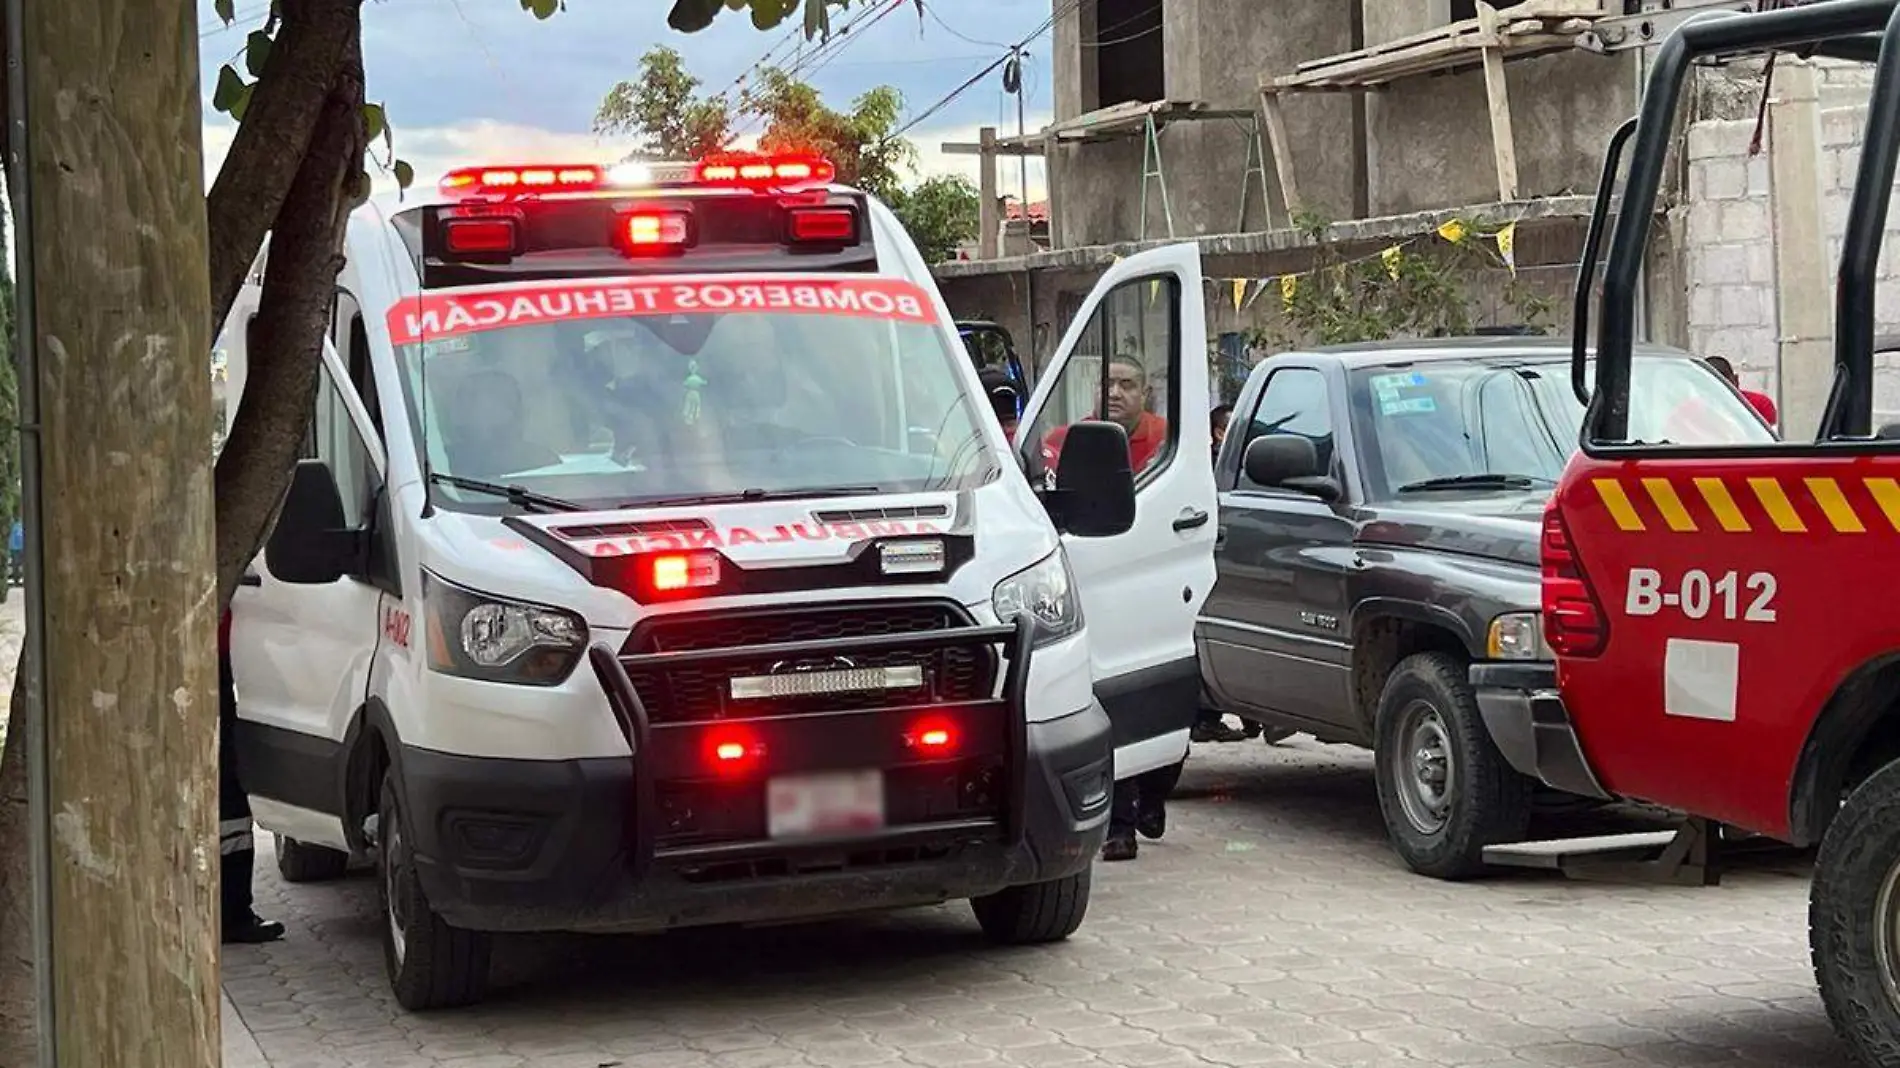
[992,550,1083,647]
[1487,611,1553,661]
[422,571,587,685]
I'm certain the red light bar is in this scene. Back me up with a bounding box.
[787,208,857,244]
[440,164,604,199]
[695,153,835,188]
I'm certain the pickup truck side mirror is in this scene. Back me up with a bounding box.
[265,459,366,585]
[1243,435,1341,502]
[1048,420,1136,538]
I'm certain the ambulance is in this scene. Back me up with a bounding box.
[217,153,1217,1009]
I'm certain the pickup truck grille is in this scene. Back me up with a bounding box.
[620,601,995,725]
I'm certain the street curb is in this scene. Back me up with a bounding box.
[221,988,268,1067]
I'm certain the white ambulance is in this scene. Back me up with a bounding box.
[219,153,1216,1009]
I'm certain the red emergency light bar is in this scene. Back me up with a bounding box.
[439,152,836,201]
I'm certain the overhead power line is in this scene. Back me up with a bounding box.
[886,0,1083,143]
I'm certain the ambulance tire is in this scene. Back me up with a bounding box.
[378,773,491,1011]
[1373,652,1533,881]
[1811,758,1900,1068]
[275,834,350,883]
[971,868,1091,945]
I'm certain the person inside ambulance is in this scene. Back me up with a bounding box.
[1040,353,1168,478]
[440,369,563,479]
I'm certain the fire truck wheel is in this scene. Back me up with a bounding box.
[275,834,350,883]
[378,773,492,1011]
[971,868,1091,945]
[1373,652,1533,881]
[1812,757,1900,1067]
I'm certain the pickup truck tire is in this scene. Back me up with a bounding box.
[378,773,492,1011]
[1373,652,1532,880]
[275,834,351,883]
[1811,758,1900,1068]
[971,868,1091,945]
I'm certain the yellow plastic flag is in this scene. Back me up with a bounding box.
[1437,219,1468,245]
[1232,278,1247,313]
[1149,278,1160,306]
[1381,245,1403,280]
[1280,274,1298,308]
[1495,221,1517,274]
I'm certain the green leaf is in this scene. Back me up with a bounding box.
[394,159,415,191]
[211,65,248,117]
[804,0,829,39]
[214,0,235,23]
[229,82,255,123]
[244,30,273,78]
[363,103,386,144]
[668,0,721,32]
[520,0,559,18]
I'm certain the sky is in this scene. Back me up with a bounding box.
[196,0,1053,202]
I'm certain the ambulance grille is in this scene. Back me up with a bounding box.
[620,601,995,725]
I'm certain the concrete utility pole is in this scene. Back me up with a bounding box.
[16,0,222,1063]
[1767,57,1833,441]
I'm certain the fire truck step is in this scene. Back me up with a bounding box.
[1482,819,1725,886]
[1482,830,1680,869]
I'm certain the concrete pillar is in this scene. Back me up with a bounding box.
[1767,58,1832,442]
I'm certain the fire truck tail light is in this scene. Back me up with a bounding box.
[442,217,519,255]
[1540,506,1608,658]
[787,208,858,244]
[649,552,721,592]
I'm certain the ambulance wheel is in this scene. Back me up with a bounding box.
[275,835,349,883]
[1373,652,1532,881]
[378,773,491,1010]
[1811,758,1900,1067]
[972,868,1091,944]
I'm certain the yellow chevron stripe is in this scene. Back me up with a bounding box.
[1692,477,1751,532]
[1865,478,1900,532]
[1748,477,1808,533]
[1593,478,1646,532]
[1640,477,1698,532]
[1805,477,1866,533]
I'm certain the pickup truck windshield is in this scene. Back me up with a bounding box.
[387,277,997,511]
[1352,356,1773,499]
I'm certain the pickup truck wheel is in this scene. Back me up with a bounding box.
[1373,652,1532,880]
[971,868,1091,944]
[1812,758,1900,1068]
[378,773,492,1010]
[275,834,350,883]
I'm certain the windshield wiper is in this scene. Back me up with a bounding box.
[621,485,883,509]
[429,473,586,513]
[1396,473,1556,493]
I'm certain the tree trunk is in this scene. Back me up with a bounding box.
[213,26,367,608]
[0,0,222,1062]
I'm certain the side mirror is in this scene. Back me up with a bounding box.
[1049,420,1136,538]
[1243,435,1341,502]
[265,459,363,585]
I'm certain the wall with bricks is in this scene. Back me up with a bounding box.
[1683,61,1900,425]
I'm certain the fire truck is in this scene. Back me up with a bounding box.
[1467,1,1900,1062]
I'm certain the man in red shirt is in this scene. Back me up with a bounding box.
[1039,353,1170,478]
[1708,356,1779,431]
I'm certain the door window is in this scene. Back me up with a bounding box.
[1024,275,1180,487]
[313,363,379,529]
[1238,367,1333,491]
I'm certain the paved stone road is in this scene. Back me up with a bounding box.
[221,735,1855,1068]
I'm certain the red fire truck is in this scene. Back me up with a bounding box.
[1468,1,1900,1063]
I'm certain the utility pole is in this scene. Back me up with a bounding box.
[15,0,222,1063]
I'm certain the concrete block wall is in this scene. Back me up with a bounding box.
[1684,91,1900,415]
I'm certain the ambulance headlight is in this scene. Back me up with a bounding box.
[1487,611,1553,662]
[992,550,1083,647]
[423,571,587,685]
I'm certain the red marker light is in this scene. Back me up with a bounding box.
[906,720,959,755]
[707,729,763,774]
[787,208,857,244]
[649,552,721,593]
[442,217,518,255]
[714,741,748,762]
[621,210,692,252]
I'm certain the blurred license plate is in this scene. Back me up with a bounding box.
[767,771,885,839]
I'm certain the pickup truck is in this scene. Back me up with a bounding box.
[1194,337,1772,879]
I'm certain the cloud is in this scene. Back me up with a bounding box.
[201,114,1049,202]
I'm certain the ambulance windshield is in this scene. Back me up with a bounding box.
[388,276,999,512]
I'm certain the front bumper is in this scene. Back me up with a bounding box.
[400,617,1114,934]
[1469,661,1611,801]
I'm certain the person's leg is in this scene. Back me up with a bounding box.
[220,651,283,945]
[1134,764,1174,840]
[1103,776,1140,861]
[1191,707,1248,743]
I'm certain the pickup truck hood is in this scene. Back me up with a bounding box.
[1356,491,1548,567]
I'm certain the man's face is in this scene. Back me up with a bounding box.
[1105,360,1148,429]
[1212,415,1229,446]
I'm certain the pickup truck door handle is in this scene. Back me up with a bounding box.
[238,570,262,587]
[1173,508,1211,532]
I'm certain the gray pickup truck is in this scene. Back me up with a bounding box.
[1195,337,1772,879]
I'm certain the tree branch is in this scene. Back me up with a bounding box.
[213,28,366,608]
[205,0,361,338]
